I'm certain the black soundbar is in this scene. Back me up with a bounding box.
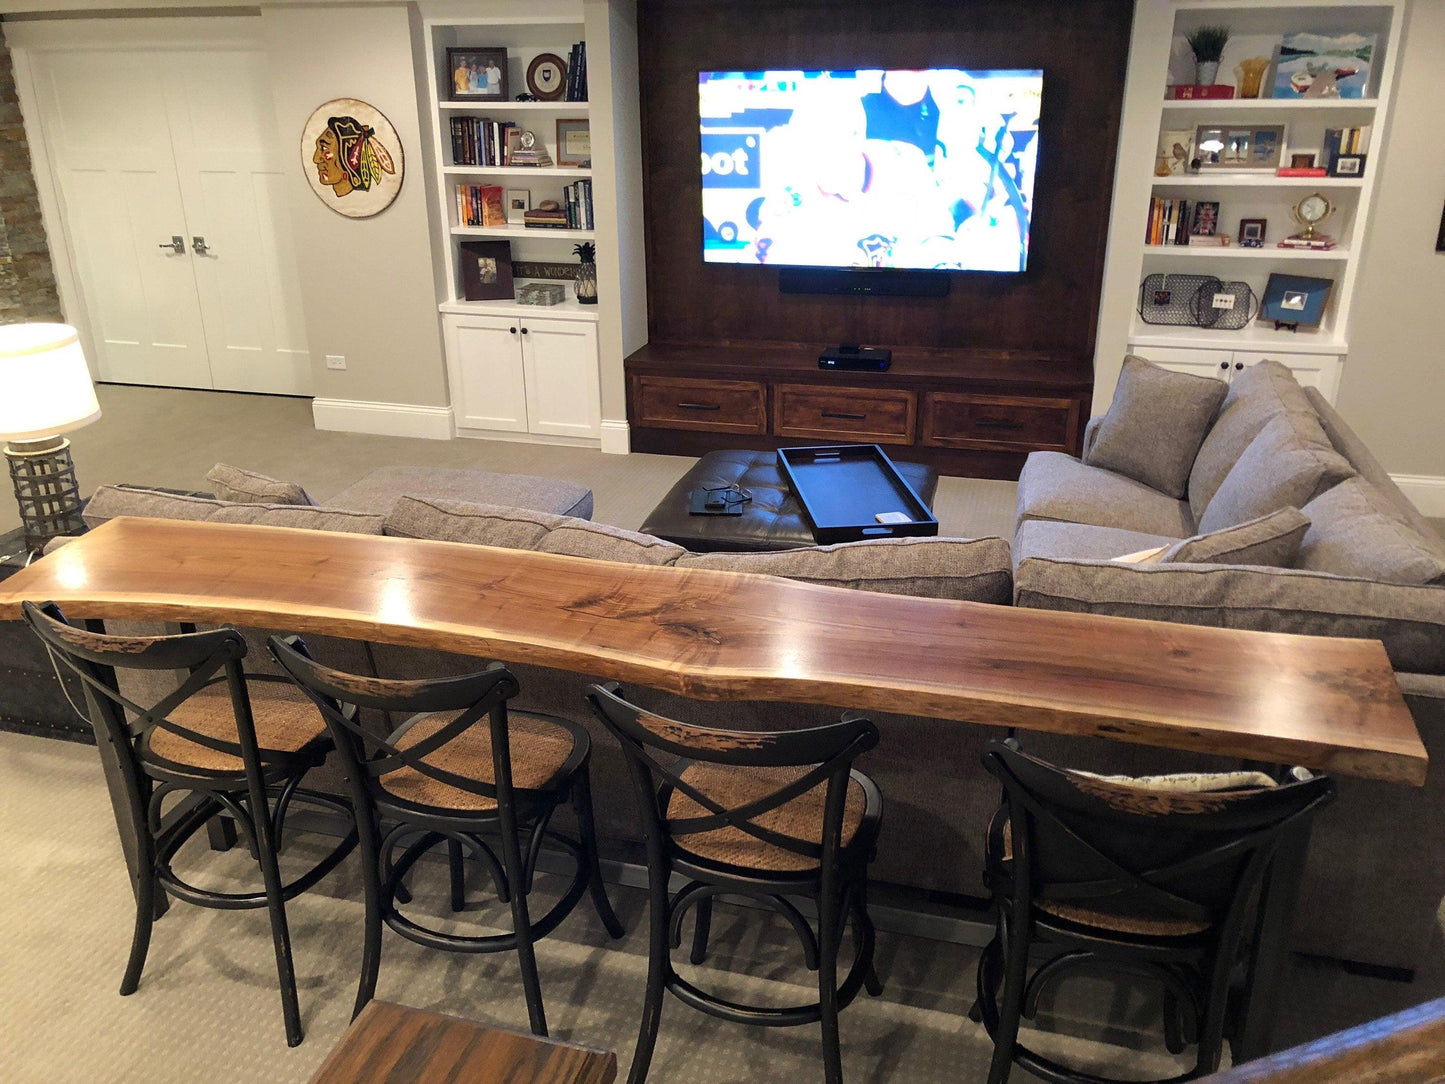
[819,344,892,371]
[780,266,950,297]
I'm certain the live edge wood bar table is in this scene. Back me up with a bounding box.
[0,517,1426,1059]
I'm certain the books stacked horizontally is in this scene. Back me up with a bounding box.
[1278,235,1337,250]
[1145,197,1216,246]
[457,185,506,227]
[523,203,570,229]
[563,180,594,230]
[1322,126,1370,169]
[450,118,518,167]
[565,42,588,101]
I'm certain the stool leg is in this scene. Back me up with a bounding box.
[353,799,384,1019]
[448,837,466,913]
[572,768,624,938]
[629,866,671,1084]
[689,896,714,966]
[247,780,304,1047]
[119,837,158,996]
[987,917,1028,1084]
[817,885,844,1084]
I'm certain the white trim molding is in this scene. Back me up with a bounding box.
[600,419,630,455]
[311,399,454,441]
[1391,475,1445,520]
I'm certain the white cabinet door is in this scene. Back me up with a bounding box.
[1127,345,1233,384]
[1230,352,1342,403]
[521,319,601,439]
[445,314,528,432]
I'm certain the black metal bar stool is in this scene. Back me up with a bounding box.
[586,682,885,1084]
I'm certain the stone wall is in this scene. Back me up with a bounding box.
[0,41,60,325]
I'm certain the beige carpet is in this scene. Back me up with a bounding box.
[0,384,1020,542]
[0,730,1199,1083]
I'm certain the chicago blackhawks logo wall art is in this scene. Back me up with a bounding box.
[302,98,404,218]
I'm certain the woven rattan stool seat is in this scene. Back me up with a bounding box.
[147,682,326,772]
[380,711,577,811]
[667,763,867,873]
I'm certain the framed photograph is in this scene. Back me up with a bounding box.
[1238,217,1268,246]
[555,119,591,167]
[1329,153,1366,177]
[1155,128,1193,176]
[1290,153,1316,169]
[1260,272,1333,328]
[1272,32,1376,99]
[459,239,514,301]
[505,188,531,225]
[1189,201,1220,237]
[1194,124,1286,171]
[447,48,509,102]
[526,53,568,101]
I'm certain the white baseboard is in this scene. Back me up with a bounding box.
[311,399,454,441]
[600,419,631,455]
[1391,474,1445,519]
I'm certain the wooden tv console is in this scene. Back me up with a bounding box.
[624,342,1094,479]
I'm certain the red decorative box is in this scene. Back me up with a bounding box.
[1166,85,1237,100]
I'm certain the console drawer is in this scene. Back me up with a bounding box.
[773,384,917,445]
[922,392,1079,452]
[632,376,767,434]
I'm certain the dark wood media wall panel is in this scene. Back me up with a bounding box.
[627,0,1132,477]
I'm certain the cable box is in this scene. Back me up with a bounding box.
[818,345,892,371]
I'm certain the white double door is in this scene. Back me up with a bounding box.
[29,47,310,394]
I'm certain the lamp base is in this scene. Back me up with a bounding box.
[6,436,84,554]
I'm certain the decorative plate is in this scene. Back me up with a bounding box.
[301,98,404,219]
[527,53,568,101]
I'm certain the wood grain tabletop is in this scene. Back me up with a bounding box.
[0,517,1424,784]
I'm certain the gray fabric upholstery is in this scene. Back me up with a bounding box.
[207,504,384,535]
[1299,478,1445,585]
[83,486,225,529]
[1160,507,1310,568]
[536,520,686,565]
[1015,451,1194,537]
[679,536,1014,603]
[328,465,593,519]
[383,496,557,549]
[205,463,313,506]
[1195,413,1354,534]
[1084,355,1227,499]
[1188,359,1317,523]
[1012,520,1178,566]
[83,484,382,534]
[1081,416,1103,459]
[1013,556,1445,674]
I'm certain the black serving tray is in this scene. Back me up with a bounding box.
[777,444,939,545]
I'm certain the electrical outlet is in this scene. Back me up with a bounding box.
[325,354,347,370]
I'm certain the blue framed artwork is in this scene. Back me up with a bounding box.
[1261,273,1334,328]
[1273,32,1376,99]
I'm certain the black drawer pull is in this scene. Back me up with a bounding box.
[677,401,722,411]
[822,410,867,420]
[975,418,1024,430]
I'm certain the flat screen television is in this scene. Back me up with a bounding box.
[699,69,1043,276]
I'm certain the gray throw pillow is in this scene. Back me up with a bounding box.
[206,463,314,506]
[1196,413,1354,534]
[1084,355,1227,498]
[1159,507,1310,567]
[1299,478,1445,585]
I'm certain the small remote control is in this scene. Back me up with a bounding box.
[875,511,912,524]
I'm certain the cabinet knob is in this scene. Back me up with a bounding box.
[509,327,517,334]
[521,327,529,335]
[1219,361,1229,370]
[1235,361,1245,370]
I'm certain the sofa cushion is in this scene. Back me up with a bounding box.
[329,465,593,519]
[679,536,1013,603]
[207,504,384,535]
[205,463,314,506]
[82,484,384,535]
[83,485,225,529]
[1159,508,1310,568]
[1013,557,1445,674]
[1013,520,1178,566]
[1016,451,1194,538]
[1196,413,1354,534]
[1188,359,1316,522]
[1084,356,1227,499]
[536,520,686,566]
[1298,478,1445,586]
[384,496,558,550]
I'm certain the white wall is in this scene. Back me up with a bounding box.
[1334,0,1445,483]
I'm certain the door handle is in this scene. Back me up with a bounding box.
[158,236,185,254]
[191,236,211,256]
[822,410,866,420]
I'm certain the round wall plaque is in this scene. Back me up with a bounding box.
[301,98,404,219]
[526,53,568,101]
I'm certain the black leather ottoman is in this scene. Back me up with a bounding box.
[641,448,939,553]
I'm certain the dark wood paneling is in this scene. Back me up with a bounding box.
[631,374,767,433]
[636,0,1133,363]
[921,391,1079,452]
[774,383,917,444]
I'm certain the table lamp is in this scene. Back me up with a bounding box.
[0,322,101,554]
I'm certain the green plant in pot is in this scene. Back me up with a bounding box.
[1186,25,1230,87]
[572,242,597,305]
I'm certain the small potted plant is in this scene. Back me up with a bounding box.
[572,242,597,305]
[1186,25,1230,87]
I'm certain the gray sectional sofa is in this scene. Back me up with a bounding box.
[7,362,1445,974]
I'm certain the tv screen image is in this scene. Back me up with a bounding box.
[699,68,1043,273]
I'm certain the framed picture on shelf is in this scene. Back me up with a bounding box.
[526,53,568,101]
[459,239,514,301]
[1238,218,1267,246]
[1272,32,1376,99]
[555,119,591,167]
[1260,272,1333,328]
[447,48,509,102]
[1155,128,1193,176]
[1189,201,1220,237]
[1194,124,1286,171]
[505,189,531,225]
[1329,153,1366,177]
[1290,153,1315,169]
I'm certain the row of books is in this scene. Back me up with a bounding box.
[450,118,518,167]
[564,42,588,102]
[457,185,507,228]
[562,180,593,230]
[1145,197,1211,246]
[1322,126,1371,167]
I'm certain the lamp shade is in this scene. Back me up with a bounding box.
[0,323,102,442]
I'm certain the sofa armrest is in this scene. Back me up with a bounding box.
[1082,415,1103,460]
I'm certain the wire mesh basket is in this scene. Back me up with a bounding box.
[1138,274,1258,330]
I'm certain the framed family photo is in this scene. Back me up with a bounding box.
[447,48,509,102]
[1194,124,1286,171]
[459,239,514,301]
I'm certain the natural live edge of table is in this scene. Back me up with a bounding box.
[0,516,1425,785]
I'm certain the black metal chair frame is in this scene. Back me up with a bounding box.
[268,635,624,1036]
[586,682,885,1084]
[973,739,1336,1084]
[21,601,357,1048]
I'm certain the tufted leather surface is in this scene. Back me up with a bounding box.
[640,449,938,553]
